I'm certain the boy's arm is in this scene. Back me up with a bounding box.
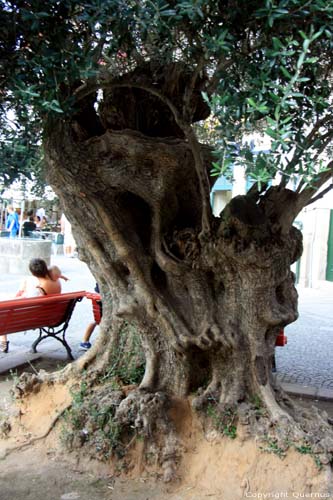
[60,274,69,281]
[15,279,27,297]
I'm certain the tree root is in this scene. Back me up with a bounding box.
[8,368,333,476]
[191,380,333,468]
[115,389,181,482]
[1,404,71,460]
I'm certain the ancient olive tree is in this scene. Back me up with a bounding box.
[2,0,333,468]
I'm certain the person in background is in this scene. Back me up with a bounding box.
[80,283,102,350]
[35,215,42,229]
[1,258,63,353]
[5,205,19,237]
[22,209,34,225]
[36,207,45,220]
[39,216,47,230]
[22,215,37,237]
[61,213,76,257]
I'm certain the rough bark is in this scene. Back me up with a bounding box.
[34,70,333,474]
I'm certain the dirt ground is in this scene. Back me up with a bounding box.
[0,359,332,500]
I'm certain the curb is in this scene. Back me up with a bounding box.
[0,352,42,375]
[280,381,333,401]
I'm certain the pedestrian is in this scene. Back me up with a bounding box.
[5,205,20,237]
[60,213,76,258]
[80,283,102,350]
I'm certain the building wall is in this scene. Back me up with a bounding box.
[212,190,232,216]
[297,185,333,287]
[297,207,331,287]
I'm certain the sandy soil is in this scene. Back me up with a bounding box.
[0,360,332,500]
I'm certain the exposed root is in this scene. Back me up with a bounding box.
[259,384,294,424]
[1,404,71,460]
[8,357,333,478]
[191,379,333,469]
[115,390,181,482]
[54,381,182,482]
[12,372,45,399]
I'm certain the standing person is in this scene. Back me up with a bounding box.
[1,258,63,353]
[5,205,19,237]
[61,213,76,257]
[80,283,102,350]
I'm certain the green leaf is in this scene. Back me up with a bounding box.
[272,37,282,50]
[297,52,305,68]
[41,100,64,113]
[302,39,310,51]
[160,9,177,16]
[247,98,257,108]
[266,128,279,139]
[304,57,319,64]
[280,66,292,79]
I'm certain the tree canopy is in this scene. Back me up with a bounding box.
[1,0,333,200]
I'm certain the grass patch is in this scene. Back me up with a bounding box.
[206,401,237,439]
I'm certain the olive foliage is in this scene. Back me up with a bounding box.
[1,0,333,199]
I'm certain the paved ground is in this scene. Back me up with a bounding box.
[0,255,332,398]
[276,285,333,392]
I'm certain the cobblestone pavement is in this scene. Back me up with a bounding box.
[0,256,332,390]
[276,285,333,389]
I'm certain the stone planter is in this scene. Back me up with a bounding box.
[0,238,52,274]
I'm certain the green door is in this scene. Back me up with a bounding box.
[326,210,333,282]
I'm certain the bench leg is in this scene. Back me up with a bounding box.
[61,338,74,361]
[271,351,277,373]
[32,330,74,361]
[31,332,43,354]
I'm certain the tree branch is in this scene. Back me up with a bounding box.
[305,181,333,207]
[296,161,333,211]
[284,115,333,179]
[183,57,205,121]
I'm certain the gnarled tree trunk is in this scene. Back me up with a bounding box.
[45,121,301,406]
[40,71,332,474]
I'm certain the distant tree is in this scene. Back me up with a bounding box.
[1,0,333,475]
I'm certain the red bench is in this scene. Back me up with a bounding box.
[272,329,287,372]
[85,292,102,324]
[275,329,287,347]
[0,291,86,360]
